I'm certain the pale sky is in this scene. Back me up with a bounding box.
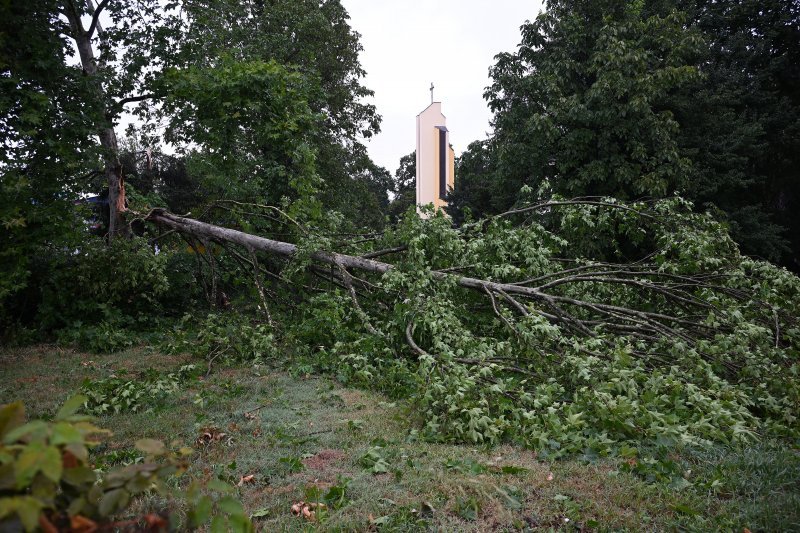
[341,0,545,174]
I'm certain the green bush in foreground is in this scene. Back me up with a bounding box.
[0,398,252,531]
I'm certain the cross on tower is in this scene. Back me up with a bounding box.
[430,82,434,103]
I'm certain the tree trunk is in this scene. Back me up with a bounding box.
[64,1,128,239]
[146,210,392,275]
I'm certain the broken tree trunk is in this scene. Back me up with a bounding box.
[64,0,128,239]
[147,209,391,274]
[148,210,547,299]
[145,208,756,353]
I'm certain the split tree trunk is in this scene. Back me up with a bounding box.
[64,1,128,239]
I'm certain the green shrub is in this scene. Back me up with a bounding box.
[164,313,276,365]
[81,365,198,414]
[38,237,169,332]
[57,319,135,354]
[0,398,253,531]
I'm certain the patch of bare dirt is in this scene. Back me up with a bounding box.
[302,449,346,470]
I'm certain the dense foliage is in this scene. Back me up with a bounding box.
[453,0,800,269]
[273,199,799,456]
[486,1,701,201]
[0,0,391,333]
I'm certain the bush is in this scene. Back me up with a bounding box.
[164,313,276,365]
[81,365,198,414]
[37,237,169,333]
[0,398,253,531]
[57,319,135,354]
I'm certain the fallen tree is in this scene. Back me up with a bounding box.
[145,198,800,455]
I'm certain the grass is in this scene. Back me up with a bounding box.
[1,344,799,531]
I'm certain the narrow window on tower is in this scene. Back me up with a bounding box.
[438,128,447,199]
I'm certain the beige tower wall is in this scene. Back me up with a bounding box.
[416,102,452,215]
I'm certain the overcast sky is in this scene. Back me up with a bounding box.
[341,0,545,174]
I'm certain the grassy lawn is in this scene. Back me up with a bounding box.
[1,344,798,531]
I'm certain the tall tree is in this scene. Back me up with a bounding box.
[480,0,800,267]
[387,151,417,221]
[672,0,800,265]
[445,141,497,224]
[0,0,98,324]
[165,0,387,224]
[485,0,702,207]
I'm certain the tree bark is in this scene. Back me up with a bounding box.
[64,0,128,239]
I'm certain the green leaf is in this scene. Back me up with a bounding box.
[51,422,83,445]
[61,466,97,488]
[207,478,234,494]
[495,485,524,510]
[669,477,693,491]
[370,458,390,474]
[15,442,62,487]
[0,402,25,440]
[3,421,47,444]
[55,395,88,420]
[228,512,253,532]
[125,473,155,493]
[0,496,43,532]
[218,496,244,516]
[671,503,698,516]
[210,514,227,533]
[98,488,130,517]
[190,495,212,527]
[134,438,166,456]
[250,508,269,518]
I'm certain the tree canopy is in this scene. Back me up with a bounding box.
[453,0,800,269]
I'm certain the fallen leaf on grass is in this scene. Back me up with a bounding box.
[238,474,255,486]
[290,501,327,521]
[144,514,168,529]
[196,427,228,446]
[69,515,98,532]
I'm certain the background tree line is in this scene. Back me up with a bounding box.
[1,0,799,337]
[447,0,800,271]
[0,0,391,331]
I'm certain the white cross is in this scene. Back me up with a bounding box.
[430,82,434,103]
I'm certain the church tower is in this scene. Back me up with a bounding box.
[416,99,455,214]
